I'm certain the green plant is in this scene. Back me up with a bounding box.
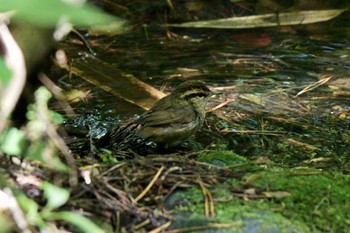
[0,0,125,231]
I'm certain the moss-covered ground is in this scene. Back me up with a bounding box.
[169,151,350,232]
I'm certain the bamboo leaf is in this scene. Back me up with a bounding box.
[62,55,166,110]
[166,9,347,29]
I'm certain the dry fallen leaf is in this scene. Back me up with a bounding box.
[166,9,347,29]
[263,191,291,199]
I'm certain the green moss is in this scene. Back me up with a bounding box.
[248,169,350,232]
[171,185,309,232]
[198,150,248,167]
[168,166,350,232]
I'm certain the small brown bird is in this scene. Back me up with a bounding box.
[108,81,211,149]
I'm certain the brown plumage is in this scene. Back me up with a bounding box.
[106,81,211,150]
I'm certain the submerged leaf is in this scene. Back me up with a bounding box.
[63,55,166,110]
[239,94,267,106]
[166,9,347,29]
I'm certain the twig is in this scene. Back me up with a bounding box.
[208,187,215,218]
[71,29,95,55]
[199,181,215,218]
[221,129,283,136]
[134,219,150,230]
[99,162,126,177]
[0,23,26,133]
[295,75,334,97]
[207,94,238,112]
[164,222,242,233]
[113,211,120,233]
[148,221,172,233]
[39,73,75,116]
[199,181,209,218]
[134,166,165,202]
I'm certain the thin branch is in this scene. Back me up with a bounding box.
[0,23,26,133]
[134,166,164,202]
[295,75,334,97]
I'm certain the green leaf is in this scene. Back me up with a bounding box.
[26,142,46,161]
[0,128,27,156]
[50,110,64,124]
[25,104,36,121]
[46,156,69,172]
[0,213,13,233]
[100,148,112,155]
[0,0,120,27]
[42,182,70,210]
[44,211,104,233]
[0,57,11,87]
[26,142,69,172]
[35,86,52,104]
[98,148,118,164]
[16,193,45,226]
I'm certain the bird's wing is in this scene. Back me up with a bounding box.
[134,96,197,126]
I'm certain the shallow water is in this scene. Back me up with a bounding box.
[57,10,350,170]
